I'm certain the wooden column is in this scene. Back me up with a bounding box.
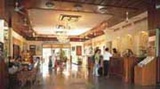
[156,29,160,83]
[0,0,5,19]
[157,57,160,83]
[148,0,160,83]
[148,0,160,36]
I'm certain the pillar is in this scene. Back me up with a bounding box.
[148,0,160,83]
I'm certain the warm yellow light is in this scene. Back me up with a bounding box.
[141,31,148,35]
[117,37,120,39]
[127,34,132,37]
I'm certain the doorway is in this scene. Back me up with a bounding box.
[42,44,71,68]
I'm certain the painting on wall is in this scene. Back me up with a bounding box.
[76,46,82,56]
[13,44,20,59]
[30,45,36,56]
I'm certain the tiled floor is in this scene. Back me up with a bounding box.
[10,63,160,89]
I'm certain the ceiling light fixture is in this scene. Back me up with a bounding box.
[125,11,129,22]
[55,30,70,43]
[156,4,160,9]
[97,6,108,14]
[55,24,70,43]
[74,4,83,11]
[46,0,55,7]
[59,14,81,22]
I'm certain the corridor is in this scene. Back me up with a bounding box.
[16,63,159,89]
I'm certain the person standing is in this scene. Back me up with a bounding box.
[112,48,120,57]
[48,56,53,70]
[103,48,112,77]
[51,50,56,68]
[92,49,103,76]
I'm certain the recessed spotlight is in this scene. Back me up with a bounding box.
[97,6,108,14]
[156,4,160,9]
[46,1,54,7]
[74,4,82,11]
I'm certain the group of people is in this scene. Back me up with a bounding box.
[91,47,112,77]
[90,47,135,77]
[48,51,68,72]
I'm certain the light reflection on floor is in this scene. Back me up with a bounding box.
[41,61,88,79]
[34,62,91,89]
[20,61,160,89]
[41,62,50,78]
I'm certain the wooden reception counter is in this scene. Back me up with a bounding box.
[109,56,157,85]
[123,57,139,83]
[134,57,156,86]
[109,57,123,78]
[109,57,139,83]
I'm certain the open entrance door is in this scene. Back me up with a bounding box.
[42,43,71,69]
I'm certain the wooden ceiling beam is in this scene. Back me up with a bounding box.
[128,0,146,8]
[94,0,104,5]
[30,8,113,16]
[79,21,107,38]
[51,0,138,10]
[111,0,121,6]
[98,0,105,5]
[124,0,142,7]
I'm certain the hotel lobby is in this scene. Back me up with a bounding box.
[0,0,160,89]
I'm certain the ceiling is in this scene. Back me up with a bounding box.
[28,9,112,37]
[7,0,151,41]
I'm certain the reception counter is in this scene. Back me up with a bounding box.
[134,58,156,86]
[109,57,123,78]
[123,57,138,83]
[109,57,139,83]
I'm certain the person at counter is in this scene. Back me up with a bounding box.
[103,48,112,78]
[112,48,120,57]
[122,49,134,57]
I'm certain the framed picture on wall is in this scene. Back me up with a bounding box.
[13,44,20,59]
[76,46,82,56]
[30,45,36,55]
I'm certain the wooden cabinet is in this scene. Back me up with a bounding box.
[134,59,156,86]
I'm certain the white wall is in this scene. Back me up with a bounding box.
[104,12,148,55]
